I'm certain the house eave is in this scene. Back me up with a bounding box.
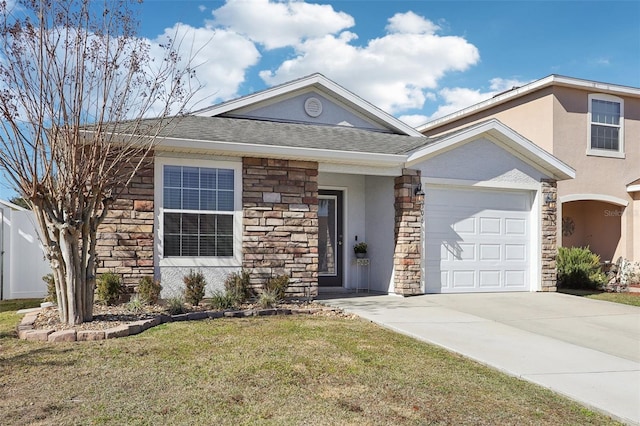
[155,136,408,168]
[417,75,640,133]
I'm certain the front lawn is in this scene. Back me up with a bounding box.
[0,310,619,425]
[559,289,640,307]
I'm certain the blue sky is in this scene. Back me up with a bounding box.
[134,0,639,123]
[1,0,638,201]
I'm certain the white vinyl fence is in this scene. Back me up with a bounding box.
[1,199,51,300]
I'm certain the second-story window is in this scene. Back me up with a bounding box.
[588,94,624,157]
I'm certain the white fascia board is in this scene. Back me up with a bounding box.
[193,73,423,137]
[407,119,576,181]
[626,184,640,193]
[0,199,27,211]
[417,75,640,132]
[155,136,407,168]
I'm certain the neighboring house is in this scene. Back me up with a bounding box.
[94,73,574,296]
[0,199,50,299]
[418,75,640,265]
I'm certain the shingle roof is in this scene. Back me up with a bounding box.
[136,116,431,155]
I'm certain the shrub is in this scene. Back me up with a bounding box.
[42,273,57,304]
[209,290,238,310]
[165,297,186,315]
[183,270,206,306]
[137,276,162,305]
[126,295,144,313]
[96,272,123,305]
[263,274,289,301]
[557,246,607,290]
[224,269,252,303]
[258,290,278,309]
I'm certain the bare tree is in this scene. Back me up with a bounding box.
[0,0,198,324]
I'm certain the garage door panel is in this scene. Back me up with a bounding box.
[479,270,501,287]
[453,217,475,234]
[479,244,501,261]
[425,187,532,294]
[479,217,501,234]
[505,244,526,261]
[505,218,527,235]
[452,270,475,288]
[505,270,526,287]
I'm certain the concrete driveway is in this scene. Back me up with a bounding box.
[318,292,640,425]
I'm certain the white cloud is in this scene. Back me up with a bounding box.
[146,3,485,117]
[260,11,479,114]
[210,0,354,50]
[150,23,261,111]
[198,5,207,13]
[426,77,531,121]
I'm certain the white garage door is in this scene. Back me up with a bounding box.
[425,187,533,293]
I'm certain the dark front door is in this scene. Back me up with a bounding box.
[318,190,343,287]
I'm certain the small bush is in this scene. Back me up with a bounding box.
[209,290,238,310]
[42,274,57,304]
[224,270,252,303]
[137,276,162,305]
[263,274,289,301]
[126,295,144,314]
[165,297,186,315]
[96,272,123,305]
[258,290,278,309]
[557,246,607,289]
[183,270,206,306]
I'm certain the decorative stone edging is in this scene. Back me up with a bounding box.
[17,307,338,343]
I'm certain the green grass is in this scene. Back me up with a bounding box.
[0,309,620,425]
[559,289,640,307]
[0,298,41,313]
[586,292,640,307]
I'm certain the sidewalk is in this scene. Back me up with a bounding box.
[318,292,640,425]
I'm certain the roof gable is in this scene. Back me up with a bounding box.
[192,73,422,136]
[407,119,575,181]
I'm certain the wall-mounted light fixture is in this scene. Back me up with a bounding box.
[414,182,425,198]
[544,193,554,205]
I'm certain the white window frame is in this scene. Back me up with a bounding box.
[587,93,624,159]
[155,156,243,268]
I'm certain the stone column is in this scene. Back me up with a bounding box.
[541,179,558,291]
[242,158,319,297]
[393,169,423,295]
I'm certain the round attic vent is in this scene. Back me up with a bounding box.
[304,97,323,117]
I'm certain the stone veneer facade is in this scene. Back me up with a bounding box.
[393,169,424,295]
[242,158,319,297]
[541,179,558,291]
[96,157,155,289]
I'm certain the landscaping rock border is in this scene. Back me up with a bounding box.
[17,307,341,343]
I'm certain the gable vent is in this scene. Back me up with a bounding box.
[304,97,323,117]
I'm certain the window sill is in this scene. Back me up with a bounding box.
[586,149,625,159]
[159,257,242,268]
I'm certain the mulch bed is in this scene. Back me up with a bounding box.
[31,300,353,334]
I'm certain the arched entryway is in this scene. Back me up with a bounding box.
[561,196,627,262]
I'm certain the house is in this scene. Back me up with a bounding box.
[418,75,640,265]
[0,199,50,299]
[95,74,574,296]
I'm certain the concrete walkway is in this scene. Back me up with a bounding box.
[318,292,640,425]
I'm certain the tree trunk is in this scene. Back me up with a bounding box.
[32,204,98,325]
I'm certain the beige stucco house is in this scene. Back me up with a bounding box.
[418,75,640,264]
